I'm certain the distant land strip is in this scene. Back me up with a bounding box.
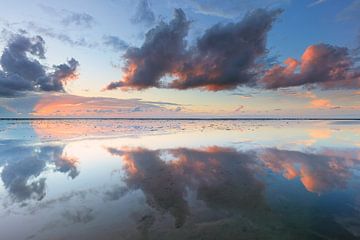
[0,118,359,121]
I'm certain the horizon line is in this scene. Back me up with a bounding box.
[0,117,359,121]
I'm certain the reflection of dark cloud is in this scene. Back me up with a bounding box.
[104,185,128,201]
[170,147,265,210]
[54,155,79,179]
[107,146,266,227]
[28,189,96,214]
[62,207,94,224]
[107,145,360,232]
[136,213,156,237]
[108,147,189,228]
[0,141,79,202]
[1,155,46,201]
[0,33,79,97]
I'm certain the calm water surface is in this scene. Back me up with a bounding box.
[0,120,359,240]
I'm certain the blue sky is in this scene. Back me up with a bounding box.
[0,0,359,118]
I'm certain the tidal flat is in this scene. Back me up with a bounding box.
[0,119,359,240]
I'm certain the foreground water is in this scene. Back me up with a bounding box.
[0,119,359,240]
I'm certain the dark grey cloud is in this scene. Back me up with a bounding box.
[105,8,281,91]
[105,7,360,92]
[103,35,129,52]
[131,0,156,26]
[0,34,79,97]
[106,8,189,90]
[39,58,79,91]
[171,8,282,91]
[261,44,360,89]
[231,92,254,98]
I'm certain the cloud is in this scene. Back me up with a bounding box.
[131,0,156,26]
[105,9,190,90]
[31,93,185,117]
[103,35,129,52]
[308,0,327,8]
[188,0,287,19]
[0,33,79,97]
[234,105,244,112]
[261,44,360,90]
[231,92,254,98]
[141,100,181,106]
[309,98,333,109]
[170,8,282,91]
[105,8,281,91]
[39,4,95,29]
[61,12,95,28]
[105,8,360,92]
[337,0,360,21]
[27,22,97,48]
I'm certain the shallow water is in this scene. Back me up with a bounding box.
[0,120,359,240]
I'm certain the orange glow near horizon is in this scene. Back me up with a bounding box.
[309,98,333,108]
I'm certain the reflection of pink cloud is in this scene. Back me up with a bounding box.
[105,145,360,232]
[260,148,360,193]
[309,129,331,139]
[108,146,267,227]
[113,146,360,197]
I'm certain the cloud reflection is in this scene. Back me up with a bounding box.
[259,148,360,193]
[0,141,79,202]
[108,146,267,227]
[107,145,360,229]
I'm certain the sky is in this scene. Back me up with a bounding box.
[0,0,359,118]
